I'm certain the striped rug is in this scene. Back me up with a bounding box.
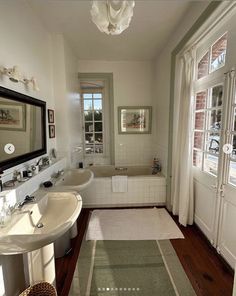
[69,239,196,296]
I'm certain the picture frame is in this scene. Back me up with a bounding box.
[48,109,54,123]
[49,124,55,138]
[118,106,152,134]
[0,100,26,131]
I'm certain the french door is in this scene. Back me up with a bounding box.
[190,5,236,268]
[217,71,236,268]
[193,78,225,247]
[193,70,236,268]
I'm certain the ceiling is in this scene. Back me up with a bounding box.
[28,0,193,61]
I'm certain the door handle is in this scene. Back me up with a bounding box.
[211,184,217,189]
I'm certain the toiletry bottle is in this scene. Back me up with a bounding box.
[16,172,21,181]
[155,158,161,172]
[0,195,11,227]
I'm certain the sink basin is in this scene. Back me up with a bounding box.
[0,191,82,255]
[54,169,94,192]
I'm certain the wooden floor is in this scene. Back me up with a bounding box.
[55,208,234,296]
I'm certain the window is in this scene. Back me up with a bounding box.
[210,33,227,73]
[194,32,228,176]
[193,85,223,176]
[197,32,227,79]
[197,52,209,80]
[82,91,104,155]
[79,74,113,165]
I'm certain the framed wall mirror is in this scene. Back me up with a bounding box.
[0,86,46,170]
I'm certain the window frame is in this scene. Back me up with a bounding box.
[82,88,105,156]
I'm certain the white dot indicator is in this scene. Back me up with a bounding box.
[4,143,15,154]
[223,144,233,154]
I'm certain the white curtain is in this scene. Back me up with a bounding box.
[171,49,195,226]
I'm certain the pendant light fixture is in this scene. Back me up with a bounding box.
[91,0,135,35]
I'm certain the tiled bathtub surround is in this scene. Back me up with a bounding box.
[116,141,154,166]
[81,166,166,207]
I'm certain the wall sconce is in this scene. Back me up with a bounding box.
[0,65,39,91]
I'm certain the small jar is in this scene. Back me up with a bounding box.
[27,170,33,178]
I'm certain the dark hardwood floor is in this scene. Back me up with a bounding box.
[55,208,234,296]
[55,209,90,296]
[171,215,233,296]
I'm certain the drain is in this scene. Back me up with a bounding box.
[36,223,44,228]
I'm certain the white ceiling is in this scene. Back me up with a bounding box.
[28,0,193,61]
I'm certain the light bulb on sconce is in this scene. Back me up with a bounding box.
[23,77,40,91]
[31,77,40,91]
[8,65,21,82]
[0,65,39,91]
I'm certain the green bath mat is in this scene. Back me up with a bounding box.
[69,240,196,296]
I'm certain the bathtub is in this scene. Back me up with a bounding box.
[81,165,166,207]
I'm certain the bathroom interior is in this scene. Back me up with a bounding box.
[0,1,236,295]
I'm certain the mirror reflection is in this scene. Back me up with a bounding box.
[0,97,43,162]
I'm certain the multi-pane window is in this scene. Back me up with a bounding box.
[193,85,223,176]
[197,32,228,80]
[83,91,104,155]
[229,88,236,185]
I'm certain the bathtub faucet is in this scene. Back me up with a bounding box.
[115,167,128,171]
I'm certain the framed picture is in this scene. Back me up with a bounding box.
[49,124,55,138]
[0,100,26,131]
[118,106,152,134]
[48,109,54,123]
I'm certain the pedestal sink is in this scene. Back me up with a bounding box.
[53,168,94,192]
[0,191,82,255]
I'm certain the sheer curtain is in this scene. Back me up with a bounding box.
[171,49,195,226]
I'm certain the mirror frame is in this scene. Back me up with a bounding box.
[0,86,47,170]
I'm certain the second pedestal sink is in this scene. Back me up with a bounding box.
[0,191,82,255]
[54,169,94,192]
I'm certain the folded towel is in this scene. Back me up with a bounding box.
[112,175,128,193]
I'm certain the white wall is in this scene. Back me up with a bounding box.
[0,0,56,181]
[78,60,155,166]
[0,2,58,295]
[64,39,83,167]
[153,2,210,176]
[52,35,83,168]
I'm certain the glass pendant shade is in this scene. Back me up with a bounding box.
[91,0,135,35]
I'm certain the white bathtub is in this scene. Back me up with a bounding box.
[81,165,166,207]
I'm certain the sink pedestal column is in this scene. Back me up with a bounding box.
[24,243,56,287]
[0,254,26,296]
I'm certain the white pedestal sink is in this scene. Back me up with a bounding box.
[51,169,93,257]
[53,168,94,192]
[0,191,82,255]
[0,191,82,291]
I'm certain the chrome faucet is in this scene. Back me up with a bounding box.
[36,157,49,171]
[19,195,35,208]
[14,195,35,210]
[36,157,43,166]
[52,170,64,179]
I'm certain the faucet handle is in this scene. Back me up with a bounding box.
[25,195,35,201]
